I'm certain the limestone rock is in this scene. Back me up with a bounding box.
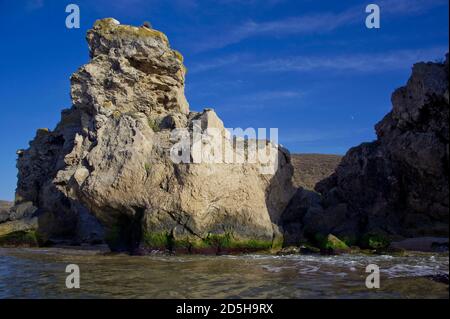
[8,201,37,221]
[0,218,38,237]
[11,19,295,252]
[0,200,12,223]
[0,200,39,245]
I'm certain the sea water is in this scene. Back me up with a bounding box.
[0,247,448,298]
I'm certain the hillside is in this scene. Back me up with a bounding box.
[290,154,342,190]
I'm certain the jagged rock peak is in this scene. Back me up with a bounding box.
[87,18,170,57]
[71,18,189,118]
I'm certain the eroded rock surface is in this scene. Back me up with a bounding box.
[10,19,295,252]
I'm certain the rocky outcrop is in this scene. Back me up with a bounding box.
[9,19,295,253]
[282,54,449,246]
[0,201,38,241]
[390,237,448,252]
[0,201,12,223]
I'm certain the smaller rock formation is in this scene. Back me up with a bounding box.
[318,234,349,254]
[282,54,449,247]
[0,201,12,223]
[390,237,448,252]
[0,200,39,246]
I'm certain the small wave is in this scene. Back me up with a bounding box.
[298,265,320,274]
[261,265,284,273]
[323,271,348,277]
[383,264,446,278]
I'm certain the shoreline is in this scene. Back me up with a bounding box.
[1,236,448,257]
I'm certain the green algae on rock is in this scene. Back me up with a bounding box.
[141,231,280,254]
[90,18,169,46]
[360,233,391,250]
[317,234,349,253]
[0,230,40,247]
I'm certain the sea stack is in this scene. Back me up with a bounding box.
[10,19,295,253]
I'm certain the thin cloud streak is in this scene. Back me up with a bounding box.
[26,0,44,11]
[281,127,373,144]
[215,90,304,110]
[217,0,285,6]
[253,47,448,73]
[193,10,358,52]
[192,0,447,52]
[242,90,302,102]
[190,47,448,74]
[188,54,250,74]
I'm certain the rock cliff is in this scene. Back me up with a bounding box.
[282,54,449,247]
[8,19,295,253]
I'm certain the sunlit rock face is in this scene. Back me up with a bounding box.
[13,18,295,252]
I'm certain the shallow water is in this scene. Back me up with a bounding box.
[0,247,448,298]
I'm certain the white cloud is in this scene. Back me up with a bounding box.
[241,90,302,102]
[215,90,304,111]
[379,0,447,15]
[252,47,448,73]
[189,54,250,73]
[193,10,358,52]
[192,0,447,52]
[26,0,44,11]
[189,47,447,74]
[281,127,372,144]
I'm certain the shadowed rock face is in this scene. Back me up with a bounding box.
[11,19,295,252]
[282,54,449,245]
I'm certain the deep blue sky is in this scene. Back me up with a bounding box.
[0,0,448,200]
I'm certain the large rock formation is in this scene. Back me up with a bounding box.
[9,19,295,252]
[282,54,449,246]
